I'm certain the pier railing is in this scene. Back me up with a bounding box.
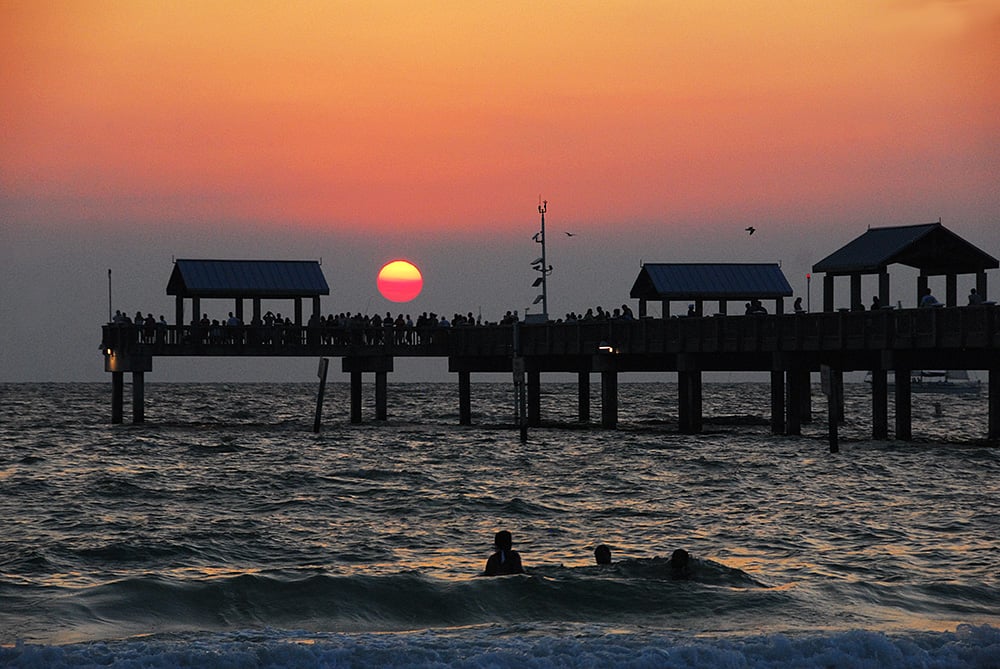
[102,306,1000,366]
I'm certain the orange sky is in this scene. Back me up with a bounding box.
[3,1,998,237]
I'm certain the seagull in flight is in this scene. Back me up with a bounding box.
[745,226,756,236]
[564,231,576,237]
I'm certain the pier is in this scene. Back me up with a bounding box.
[102,306,1000,441]
[100,222,1000,443]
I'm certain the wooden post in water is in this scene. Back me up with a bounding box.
[350,371,363,424]
[785,370,802,436]
[375,371,388,421]
[578,372,590,423]
[527,370,541,427]
[871,368,888,439]
[989,367,999,441]
[131,371,145,424]
[313,357,329,433]
[600,370,618,429]
[111,371,124,424]
[458,371,472,425]
[822,364,839,453]
[770,369,785,435]
[894,368,912,441]
[799,371,813,423]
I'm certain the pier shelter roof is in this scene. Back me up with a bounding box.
[629,263,793,301]
[811,222,998,277]
[167,259,330,299]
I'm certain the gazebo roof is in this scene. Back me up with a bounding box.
[812,223,998,276]
[166,259,330,299]
[629,263,793,301]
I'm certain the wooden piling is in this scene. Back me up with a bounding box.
[770,369,785,435]
[131,371,144,424]
[822,364,839,453]
[375,371,387,421]
[528,370,541,427]
[894,368,912,441]
[871,368,888,439]
[601,370,618,429]
[785,370,802,436]
[989,367,999,441]
[111,371,124,424]
[578,372,590,423]
[350,371,363,424]
[458,371,471,425]
[313,357,329,433]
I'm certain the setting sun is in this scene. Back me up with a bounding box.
[377,260,423,303]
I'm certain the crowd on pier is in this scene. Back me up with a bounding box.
[107,303,649,348]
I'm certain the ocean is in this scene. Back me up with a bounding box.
[1,380,998,668]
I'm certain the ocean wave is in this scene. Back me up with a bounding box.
[3,560,780,643]
[3,624,998,669]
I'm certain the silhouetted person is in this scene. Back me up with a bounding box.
[920,288,941,308]
[793,297,804,313]
[871,296,881,310]
[968,288,984,305]
[484,530,524,576]
[667,548,691,579]
[594,544,612,565]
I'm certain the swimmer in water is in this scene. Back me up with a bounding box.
[594,544,612,565]
[668,548,692,579]
[483,530,525,576]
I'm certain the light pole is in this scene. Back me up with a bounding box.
[531,199,552,321]
[806,273,811,313]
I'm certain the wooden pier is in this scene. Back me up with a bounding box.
[102,306,1000,441]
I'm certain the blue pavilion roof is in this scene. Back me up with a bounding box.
[166,259,330,298]
[812,222,998,276]
[630,263,792,300]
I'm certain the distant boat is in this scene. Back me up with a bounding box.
[864,369,982,394]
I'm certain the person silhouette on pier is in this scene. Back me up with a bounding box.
[484,530,525,576]
[920,288,941,308]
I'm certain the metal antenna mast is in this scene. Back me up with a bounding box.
[531,197,551,321]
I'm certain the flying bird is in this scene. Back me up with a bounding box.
[564,231,576,237]
[745,226,756,236]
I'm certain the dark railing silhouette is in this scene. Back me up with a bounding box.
[102,306,1000,365]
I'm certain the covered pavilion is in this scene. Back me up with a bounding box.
[629,262,794,317]
[811,222,998,311]
[166,259,330,327]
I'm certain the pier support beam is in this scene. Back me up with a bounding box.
[350,371,363,424]
[458,371,472,425]
[131,371,145,424]
[785,370,804,435]
[871,368,889,440]
[989,368,999,441]
[528,371,541,427]
[823,364,840,453]
[678,369,702,434]
[600,370,618,429]
[800,373,813,423]
[770,370,785,435]
[111,372,124,424]
[894,368,912,441]
[375,371,387,421]
[578,372,591,423]
[343,356,393,425]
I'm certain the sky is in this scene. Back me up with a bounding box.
[2,1,999,383]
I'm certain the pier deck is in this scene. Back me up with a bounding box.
[101,306,1000,441]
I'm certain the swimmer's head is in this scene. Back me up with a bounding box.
[494,530,513,551]
[594,544,612,565]
[670,548,689,569]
